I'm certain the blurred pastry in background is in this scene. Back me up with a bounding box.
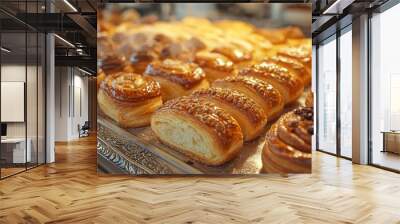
[144,59,209,101]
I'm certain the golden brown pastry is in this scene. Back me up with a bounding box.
[265,55,311,86]
[212,45,252,68]
[194,52,235,82]
[305,90,313,108]
[255,26,304,45]
[151,97,243,166]
[192,87,267,141]
[98,72,162,128]
[239,62,304,104]
[129,47,159,75]
[212,76,284,121]
[97,69,106,90]
[98,54,126,75]
[144,59,209,101]
[262,107,313,173]
[278,46,312,70]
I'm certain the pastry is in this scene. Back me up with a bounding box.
[144,59,209,101]
[305,90,313,108]
[265,55,311,86]
[262,107,313,173]
[212,44,252,67]
[129,47,159,74]
[151,97,243,166]
[98,54,127,75]
[194,52,235,82]
[98,72,162,128]
[212,76,284,121]
[277,46,312,70]
[238,62,304,104]
[97,69,106,90]
[192,87,267,141]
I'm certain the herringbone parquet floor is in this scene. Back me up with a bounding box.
[0,135,399,224]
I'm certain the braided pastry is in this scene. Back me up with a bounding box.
[151,97,243,166]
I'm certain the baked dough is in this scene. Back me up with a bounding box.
[98,72,162,128]
[194,51,235,82]
[151,97,243,166]
[239,62,304,104]
[266,55,311,86]
[144,59,209,101]
[192,87,267,141]
[262,107,313,173]
[212,76,284,121]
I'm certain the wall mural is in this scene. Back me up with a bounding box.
[96,3,313,175]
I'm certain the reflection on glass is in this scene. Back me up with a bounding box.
[317,37,337,154]
[340,29,352,158]
[27,31,38,169]
[371,4,400,171]
[1,31,27,177]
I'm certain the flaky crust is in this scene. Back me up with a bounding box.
[152,97,243,165]
[212,46,252,63]
[144,59,209,101]
[194,52,235,82]
[129,48,159,74]
[98,54,126,75]
[194,52,234,73]
[98,72,162,128]
[239,62,304,104]
[213,76,284,120]
[262,107,313,173]
[305,90,313,108]
[267,55,311,86]
[145,59,206,89]
[278,46,311,68]
[192,87,267,141]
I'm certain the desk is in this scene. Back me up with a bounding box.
[1,138,31,163]
[381,131,400,154]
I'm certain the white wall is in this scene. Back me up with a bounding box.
[54,67,89,141]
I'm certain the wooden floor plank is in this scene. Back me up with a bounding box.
[0,135,399,224]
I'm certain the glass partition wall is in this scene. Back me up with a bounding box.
[316,26,353,159]
[370,3,400,172]
[0,2,46,179]
[317,35,337,155]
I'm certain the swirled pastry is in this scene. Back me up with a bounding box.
[212,76,284,121]
[194,52,235,82]
[151,97,243,166]
[192,87,267,141]
[98,72,162,128]
[144,59,209,101]
[239,62,304,104]
[262,107,313,173]
[265,55,311,86]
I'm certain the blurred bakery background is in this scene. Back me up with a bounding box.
[99,3,311,37]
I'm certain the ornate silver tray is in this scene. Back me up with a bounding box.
[97,93,307,175]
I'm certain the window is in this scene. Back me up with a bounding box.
[370,3,400,171]
[317,36,337,154]
[339,27,352,158]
